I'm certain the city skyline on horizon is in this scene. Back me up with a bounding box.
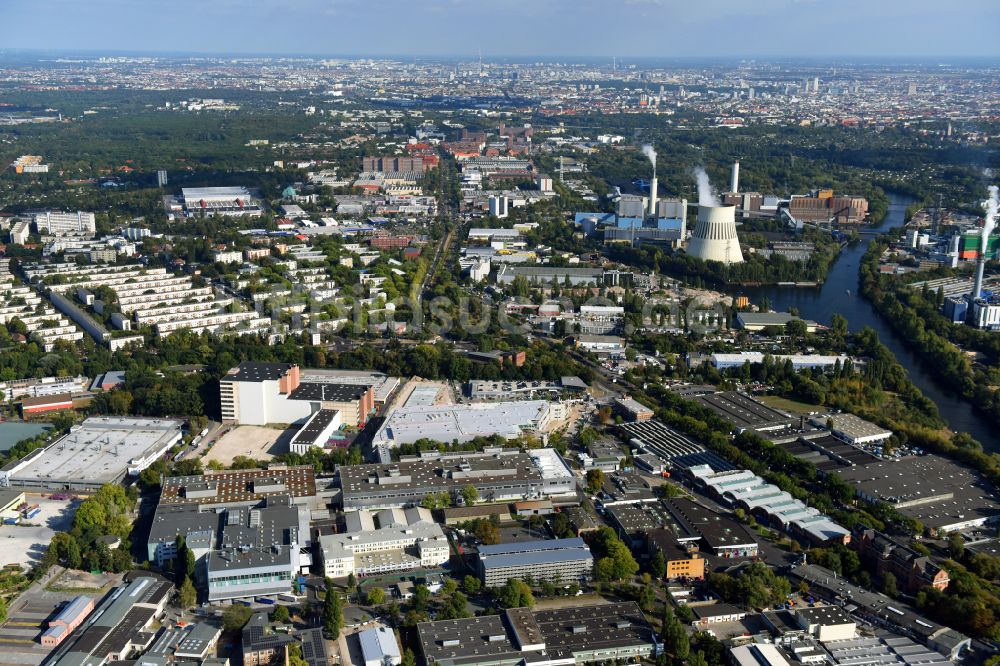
[1,0,998,60]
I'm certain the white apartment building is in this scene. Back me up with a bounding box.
[33,211,96,237]
[9,219,30,245]
[155,312,272,336]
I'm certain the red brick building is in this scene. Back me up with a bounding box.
[852,527,949,593]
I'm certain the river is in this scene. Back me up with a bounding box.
[740,193,997,447]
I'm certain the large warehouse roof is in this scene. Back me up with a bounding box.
[4,417,182,489]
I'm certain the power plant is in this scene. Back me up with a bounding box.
[686,204,744,264]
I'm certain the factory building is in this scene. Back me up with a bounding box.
[338,449,576,510]
[705,352,849,371]
[809,414,891,446]
[835,456,1000,533]
[171,186,264,217]
[416,603,657,666]
[219,362,375,426]
[0,417,183,490]
[147,490,307,602]
[40,596,94,647]
[735,312,821,332]
[46,577,172,666]
[288,409,343,455]
[359,626,402,666]
[372,400,563,448]
[851,526,949,593]
[477,538,593,586]
[688,465,849,546]
[613,396,654,422]
[788,191,868,226]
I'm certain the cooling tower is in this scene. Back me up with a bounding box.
[687,205,744,264]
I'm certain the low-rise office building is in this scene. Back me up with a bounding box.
[319,518,448,578]
[477,538,593,586]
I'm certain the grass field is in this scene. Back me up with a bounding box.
[756,395,820,415]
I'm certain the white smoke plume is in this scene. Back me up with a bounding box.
[693,166,719,206]
[641,144,657,168]
[983,185,999,251]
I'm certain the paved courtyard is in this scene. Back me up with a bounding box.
[0,496,77,568]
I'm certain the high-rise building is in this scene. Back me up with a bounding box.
[488,195,509,218]
[156,170,168,187]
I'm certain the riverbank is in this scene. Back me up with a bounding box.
[735,193,996,447]
[858,235,1000,431]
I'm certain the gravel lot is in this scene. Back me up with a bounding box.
[201,425,293,466]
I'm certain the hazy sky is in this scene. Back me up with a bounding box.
[2,0,999,59]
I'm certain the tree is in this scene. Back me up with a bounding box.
[366,587,386,606]
[289,644,309,666]
[463,575,482,595]
[109,548,132,573]
[497,579,535,609]
[66,538,82,570]
[661,604,690,660]
[0,595,7,625]
[323,582,344,639]
[638,584,656,612]
[272,605,291,623]
[174,536,189,587]
[402,648,417,666]
[650,549,667,579]
[74,500,108,533]
[178,578,197,609]
[442,578,458,597]
[585,469,605,495]
[882,572,899,598]
[461,484,479,506]
[347,573,356,591]
[949,533,965,560]
[413,584,431,612]
[472,518,500,545]
[591,527,639,581]
[222,604,254,631]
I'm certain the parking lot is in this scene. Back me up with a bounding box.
[201,425,293,466]
[0,496,77,568]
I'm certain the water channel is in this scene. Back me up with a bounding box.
[740,193,997,447]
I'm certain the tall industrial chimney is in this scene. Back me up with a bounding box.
[730,161,740,194]
[973,256,986,301]
[648,169,658,218]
